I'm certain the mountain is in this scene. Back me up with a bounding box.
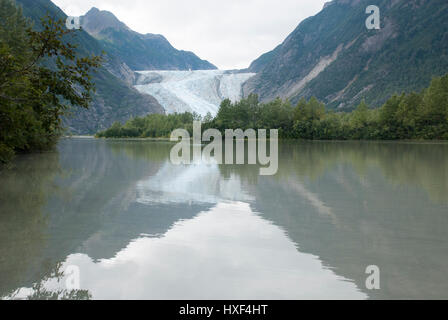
[80,8,217,71]
[244,0,448,109]
[15,0,165,134]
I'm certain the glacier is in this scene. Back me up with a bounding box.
[134,70,255,116]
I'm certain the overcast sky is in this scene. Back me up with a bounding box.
[52,0,328,70]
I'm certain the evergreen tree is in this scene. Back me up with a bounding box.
[379,95,403,139]
[417,74,448,138]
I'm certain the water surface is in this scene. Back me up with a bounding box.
[1,139,447,299]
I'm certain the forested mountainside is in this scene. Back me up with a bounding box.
[244,0,448,110]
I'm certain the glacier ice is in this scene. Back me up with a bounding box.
[134,70,255,116]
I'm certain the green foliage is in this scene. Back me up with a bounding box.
[96,112,200,138]
[97,73,448,141]
[417,75,448,139]
[0,0,101,163]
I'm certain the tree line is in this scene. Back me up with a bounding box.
[96,73,448,140]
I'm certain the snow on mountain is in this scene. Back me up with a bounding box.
[134,70,255,116]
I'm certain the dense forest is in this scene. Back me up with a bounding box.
[0,0,100,164]
[97,73,448,140]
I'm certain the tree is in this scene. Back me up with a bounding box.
[0,0,101,163]
[417,74,448,138]
[396,92,423,138]
[349,100,371,139]
[378,94,403,139]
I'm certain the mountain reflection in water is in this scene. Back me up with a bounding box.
[1,139,447,299]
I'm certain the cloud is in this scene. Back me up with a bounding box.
[52,0,327,69]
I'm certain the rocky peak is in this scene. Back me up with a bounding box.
[81,7,130,37]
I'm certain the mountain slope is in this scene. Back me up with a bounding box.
[244,0,448,109]
[81,8,216,71]
[15,0,164,134]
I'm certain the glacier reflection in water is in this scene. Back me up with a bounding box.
[136,161,254,205]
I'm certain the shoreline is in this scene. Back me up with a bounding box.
[64,136,174,142]
[65,136,448,145]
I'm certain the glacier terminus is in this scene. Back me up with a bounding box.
[134,70,255,117]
